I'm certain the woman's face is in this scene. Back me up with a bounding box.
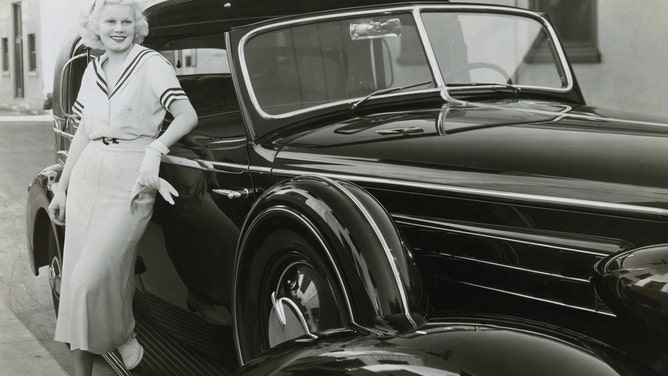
[96,4,136,54]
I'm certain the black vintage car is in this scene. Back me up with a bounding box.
[26,0,668,375]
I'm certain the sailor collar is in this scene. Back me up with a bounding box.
[93,44,161,98]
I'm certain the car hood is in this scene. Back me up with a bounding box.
[274,101,668,212]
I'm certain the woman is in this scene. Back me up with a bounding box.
[47,1,198,375]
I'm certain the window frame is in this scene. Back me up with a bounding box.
[27,33,37,72]
[1,37,9,72]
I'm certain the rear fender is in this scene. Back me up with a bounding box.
[236,175,425,331]
[26,164,63,276]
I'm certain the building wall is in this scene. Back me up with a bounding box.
[0,0,44,112]
[574,1,668,118]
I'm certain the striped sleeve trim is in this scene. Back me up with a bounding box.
[159,87,188,109]
[72,100,84,118]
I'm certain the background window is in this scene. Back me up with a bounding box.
[1,38,8,71]
[531,0,601,63]
[27,33,37,71]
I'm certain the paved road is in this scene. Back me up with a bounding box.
[0,115,114,375]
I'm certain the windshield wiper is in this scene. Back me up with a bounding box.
[447,82,521,99]
[351,80,433,115]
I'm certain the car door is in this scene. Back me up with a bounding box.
[134,45,254,363]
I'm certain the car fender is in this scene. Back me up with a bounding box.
[25,164,62,276]
[234,175,425,361]
[238,320,658,376]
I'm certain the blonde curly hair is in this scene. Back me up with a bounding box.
[80,0,149,50]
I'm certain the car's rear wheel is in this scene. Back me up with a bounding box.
[47,224,62,315]
[237,228,346,360]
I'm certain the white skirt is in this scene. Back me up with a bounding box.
[54,138,156,354]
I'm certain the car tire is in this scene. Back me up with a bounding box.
[236,227,346,361]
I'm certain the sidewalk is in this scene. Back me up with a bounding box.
[0,109,52,123]
[0,298,69,375]
[0,113,52,122]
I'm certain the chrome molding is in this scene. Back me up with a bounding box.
[58,53,89,117]
[464,102,668,130]
[53,127,74,140]
[393,214,612,257]
[272,169,668,218]
[412,7,445,88]
[436,252,590,284]
[448,280,616,317]
[161,154,270,175]
[318,176,417,328]
[101,352,131,376]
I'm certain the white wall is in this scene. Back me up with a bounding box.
[573,0,668,118]
[39,0,82,97]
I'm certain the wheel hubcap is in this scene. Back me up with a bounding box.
[49,256,61,295]
[267,261,340,347]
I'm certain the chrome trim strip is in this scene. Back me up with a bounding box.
[272,169,668,218]
[237,4,572,120]
[436,252,591,284]
[394,214,611,257]
[412,8,445,88]
[235,205,358,365]
[319,176,417,328]
[53,127,74,140]
[161,155,250,174]
[465,102,668,130]
[449,280,616,317]
[162,155,271,174]
[58,53,89,116]
[250,165,272,174]
[101,353,131,376]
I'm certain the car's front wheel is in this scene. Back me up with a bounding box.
[236,228,346,360]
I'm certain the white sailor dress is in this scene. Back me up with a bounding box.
[53,44,188,354]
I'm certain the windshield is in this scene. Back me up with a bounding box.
[241,7,568,118]
[421,11,566,88]
[243,12,434,116]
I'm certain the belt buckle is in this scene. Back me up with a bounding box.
[102,137,119,145]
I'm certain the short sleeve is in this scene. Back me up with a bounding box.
[71,62,96,135]
[146,56,189,110]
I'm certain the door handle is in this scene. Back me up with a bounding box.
[212,188,254,199]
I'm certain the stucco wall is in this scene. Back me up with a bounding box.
[574,1,668,118]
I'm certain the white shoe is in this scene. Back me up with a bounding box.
[118,333,144,370]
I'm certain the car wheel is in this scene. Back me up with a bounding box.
[47,225,62,315]
[237,228,346,360]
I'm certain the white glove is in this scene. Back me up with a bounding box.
[135,140,169,190]
[48,188,67,226]
[130,177,179,205]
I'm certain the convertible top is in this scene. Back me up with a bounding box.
[145,0,445,41]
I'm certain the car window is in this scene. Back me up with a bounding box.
[160,48,238,115]
[160,48,230,75]
[243,12,434,116]
[421,11,566,89]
